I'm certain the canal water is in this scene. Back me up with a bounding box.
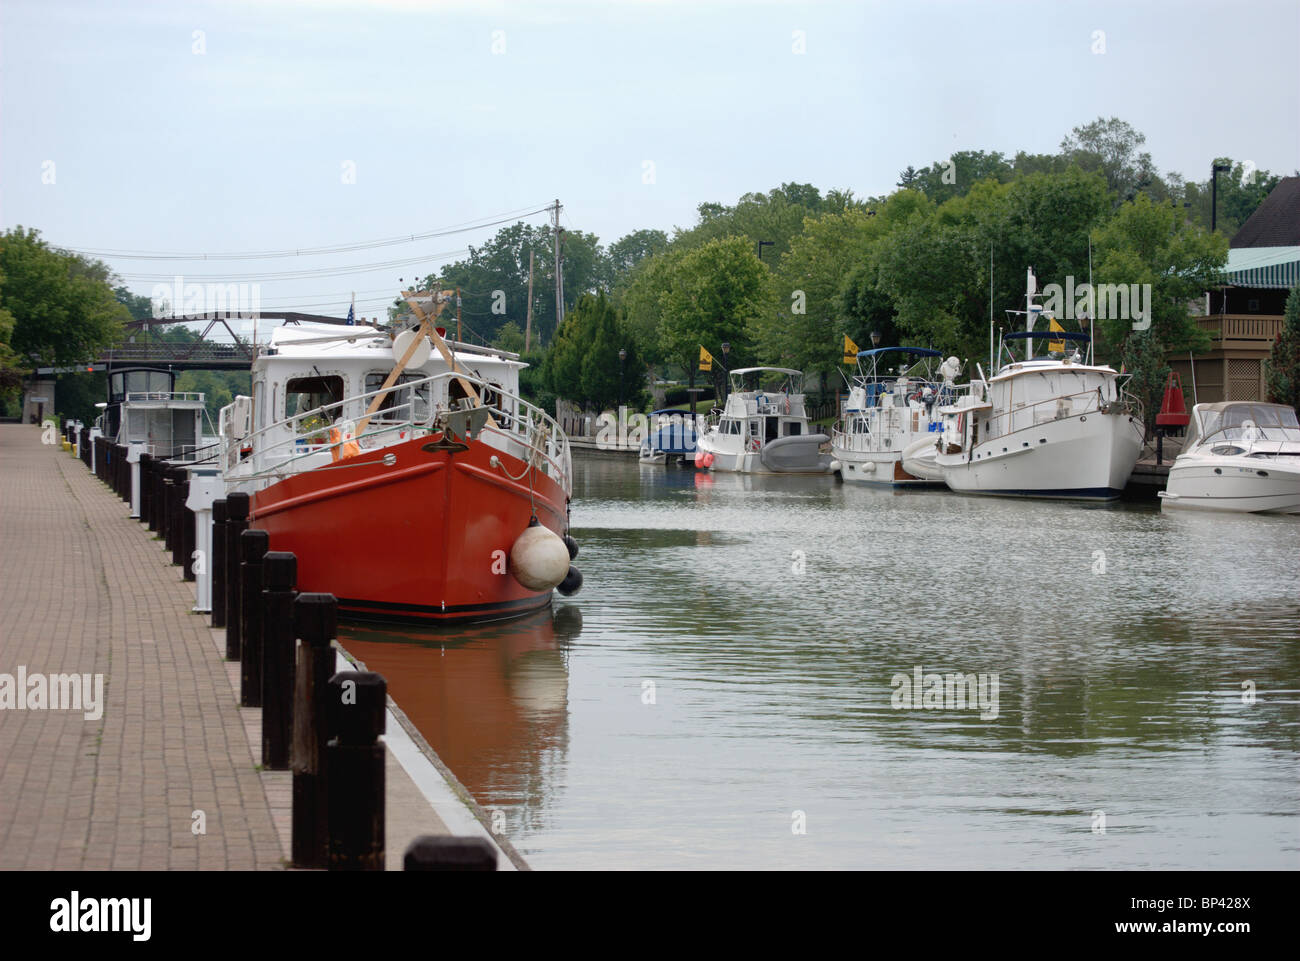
[340,453,1300,870]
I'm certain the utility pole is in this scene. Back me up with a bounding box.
[525,249,535,352]
[552,199,564,327]
[1211,162,1231,233]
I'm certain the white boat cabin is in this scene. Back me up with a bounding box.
[713,367,817,448]
[221,321,567,488]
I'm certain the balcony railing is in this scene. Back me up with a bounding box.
[1194,314,1284,346]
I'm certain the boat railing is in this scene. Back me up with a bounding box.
[124,391,206,404]
[985,385,1137,440]
[221,371,571,495]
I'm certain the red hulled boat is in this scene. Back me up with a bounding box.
[219,289,579,623]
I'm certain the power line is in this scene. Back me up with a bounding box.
[112,248,471,283]
[64,203,552,261]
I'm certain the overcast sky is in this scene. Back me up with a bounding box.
[2,0,1297,329]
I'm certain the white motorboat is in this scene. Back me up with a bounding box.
[931,272,1145,500]
[1158,402,1300,514]
[694,367,832,474]
[831,347,960,486]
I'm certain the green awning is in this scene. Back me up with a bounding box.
[1223,246,1300,289]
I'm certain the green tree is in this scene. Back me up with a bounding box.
[492,320,525,354]
[762,208,884,375]
[1059,116,1157,201]
[1264,285,1300,412]
[0,227,128,368]
[1092,193,1228,432]
[661,237,771,393]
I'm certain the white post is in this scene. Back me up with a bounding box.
[186,468,224,613]
[126,442,146,518]
[72,420,82,459]
[88,426,103,471]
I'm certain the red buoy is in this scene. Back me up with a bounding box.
[1155,371,1190,428]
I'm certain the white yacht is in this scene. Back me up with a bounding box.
[1158,402,1300,514]
[694,367,832,474]
[930,277,1145,500]
[97,366,210,459]
[831,347,960,486]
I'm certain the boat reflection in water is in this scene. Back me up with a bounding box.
[337,604,582,815]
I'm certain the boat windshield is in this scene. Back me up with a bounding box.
[1199,404,1300,445]
[731,369,802,395]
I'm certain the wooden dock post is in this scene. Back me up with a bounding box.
[261,551,297,770]
[224,493,250,660]
[326,671,387,871]
[238,528,270,707]
[210,498,228,628]
[292,592,337,869]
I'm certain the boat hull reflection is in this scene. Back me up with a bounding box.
[337,604,581,808]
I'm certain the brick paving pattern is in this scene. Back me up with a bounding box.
[0,425,282,869]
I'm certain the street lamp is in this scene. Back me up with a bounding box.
[1211,162,1232,233]
[870,330,881,348]
[618,348,626,409]
[720,342,731,403]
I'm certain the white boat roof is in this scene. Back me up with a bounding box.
[263,321,521,366]
[991,359,1116,381]
[730,366,802,377]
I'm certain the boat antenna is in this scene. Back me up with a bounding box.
[1087,235,1095,365]
[989,244,994,375]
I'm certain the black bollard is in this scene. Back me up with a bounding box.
[224,493,250,660]
[261,552,297,770]
[325,671,387,871]
[238,528,270,707]
[181,481,196,582]
[145,458,158,531]
[211,499,228,629]
[403,836,498,871]
[292,593,337,869]
[138,453,151,523]
[157,460,171,540]
[170,467,188,568]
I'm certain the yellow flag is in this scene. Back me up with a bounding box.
[699,345,713,372]
[843,334,860,365]
[1048,317,1065,353]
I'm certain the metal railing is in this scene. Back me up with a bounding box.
[124,391,206,403]
[221,371,571,495]
[983,386,1142,442]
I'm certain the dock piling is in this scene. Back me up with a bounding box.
[211,498,227,628]
[261,552,297,770]
[403,836,498,871]
[325,670,387,872]
[224,493,250,660]
[238,528,270,707]
[292,592,337,869]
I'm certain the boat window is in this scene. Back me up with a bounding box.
[285,375,344,433]
[786,421,801,436]
[363,372,431,422]
[1211,445,1245,456]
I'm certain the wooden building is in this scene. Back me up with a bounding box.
[1169,177,1300,404]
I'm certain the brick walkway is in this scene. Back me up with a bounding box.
[0,424,282,870]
